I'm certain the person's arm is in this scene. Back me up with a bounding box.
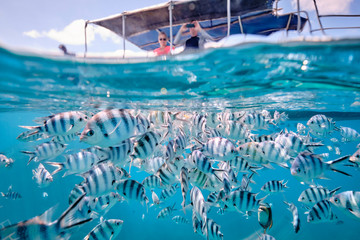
[174,24,187,46]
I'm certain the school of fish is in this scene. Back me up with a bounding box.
[1,109,360,240]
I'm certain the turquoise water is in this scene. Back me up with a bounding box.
[0,39,360,240]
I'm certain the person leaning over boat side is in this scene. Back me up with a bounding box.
[174,20,214,51]
[58,44,75,56]
[153,32,174,56]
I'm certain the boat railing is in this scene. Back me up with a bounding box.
[306,0,360,34]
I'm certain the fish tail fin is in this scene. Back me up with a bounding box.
[328,155,352,177]
[57,193,92,230]
[1,192,4,197]
[46,162,64,176]
[331,168,351,177]
[21,151,36,164]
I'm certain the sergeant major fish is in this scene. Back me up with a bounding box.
[84,218,123,240]
[32,163,53,188]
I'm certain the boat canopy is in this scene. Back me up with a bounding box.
[86,0,308,52]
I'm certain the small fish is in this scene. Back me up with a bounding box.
[330,191,360,219]
[157,203,176,219]
[84,217,123,240]
[172,215,189,224]
[46,151,99,177]
[80,109,138,147]
[290,152,351,183]
[116,179,149,208]
[51,132,80,143]
[180,167,189,212]
[32,163,53,188]
[298,186,341,206]
[205,218,224,240]
[19,111,88,139]
[307,114,339,137]
[142,175,163,189]
[307,200,340,224]
[261,180,288,193]
[150,190,161,207]
[0,154,14,168]
[200,137,238,161]
[223,190,265,215]
[161,184,179,201]
[21,142,66,164]
[1,185,22,200]
[260,234,276,240]
[340,126,360,142]
[258,203,273,233]
[284,201,300,233]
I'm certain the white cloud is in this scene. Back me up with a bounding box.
[292,0,353,14]
[23,19,122,46]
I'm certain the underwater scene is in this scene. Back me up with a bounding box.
[0,39,360,240]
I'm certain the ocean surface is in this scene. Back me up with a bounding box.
[0,39,360,240]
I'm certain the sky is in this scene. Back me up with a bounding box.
[0,0,359,55]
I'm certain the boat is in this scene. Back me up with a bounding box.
[84,0,359,57]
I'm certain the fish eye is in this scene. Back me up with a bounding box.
[296,168,301,173]
[334,198,339,203]
[87,130,94,136]
[79,118,83,122]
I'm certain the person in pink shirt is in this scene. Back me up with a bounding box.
[153,32,173,56]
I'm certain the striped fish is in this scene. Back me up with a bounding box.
[290,152,351,183]
[229,156,261,174]
[201,137,238,161]
[155,160,178,186]
[258,141,290,166]
[237,142,270,166]
[157,203,176,219]
[21,142,66,164]
[16,130,46,142]
[135,112,151,135]
[330,191,360,219]
[258,203,273,233]
[0,194,91,240]
[84,218,123,240]
[18,111,88,139]
[173,128,188,156]
[223,190,265,214]
[206,218,224,240]
[149,111,172,128]
[69,183,86,204]
[142,175,163,189]
[172,215,189,224]
[307,200,340,223]
[1,185,22,200]
[191,113,207,135]
[307,114,339,137]
[298,186,341,206]
[46,151,100,177]
[216,121,251,140]
[164,139,176,161]
[0,154,14,168]
[180,167,189,212]
[283,201,300,233]
[349,148,360,165]
[80,109,138,147]
[188,168,210,189]
[275,132,322,157]
[89,139,133,167]
[161,184,179,201]
[206,191,219,205]
[340,126,360,142]
[80,162,128,197]
[240,112,269,130]
[89,192,122,217]
[260,234,276,240]
[51,132,80,143]
[116,179,149,207]
[190,187,208,237]
[32,163,53,188]
[261,180,288,193]
[131,131,162,160]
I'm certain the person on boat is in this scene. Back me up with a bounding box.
[58,44,75,56]
[174,20,214,51]
[153,32,174,56]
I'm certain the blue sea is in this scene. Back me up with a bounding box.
[0,39,360,240]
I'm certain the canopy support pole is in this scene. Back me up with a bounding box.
[84,21,89,58]
[296,0,301,33]
[238,16,244,34]
[312,0,325,34]
[168,1,174,54]
[122,14,126,58]
[227,0,231,36]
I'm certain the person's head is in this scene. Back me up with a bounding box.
[58,44,67,53]
[188,21,198,37]
[158,32,168,47]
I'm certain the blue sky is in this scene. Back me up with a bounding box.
[0,0,359,54]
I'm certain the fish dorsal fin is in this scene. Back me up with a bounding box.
[66,124,74,133]
[8,185,12,192]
